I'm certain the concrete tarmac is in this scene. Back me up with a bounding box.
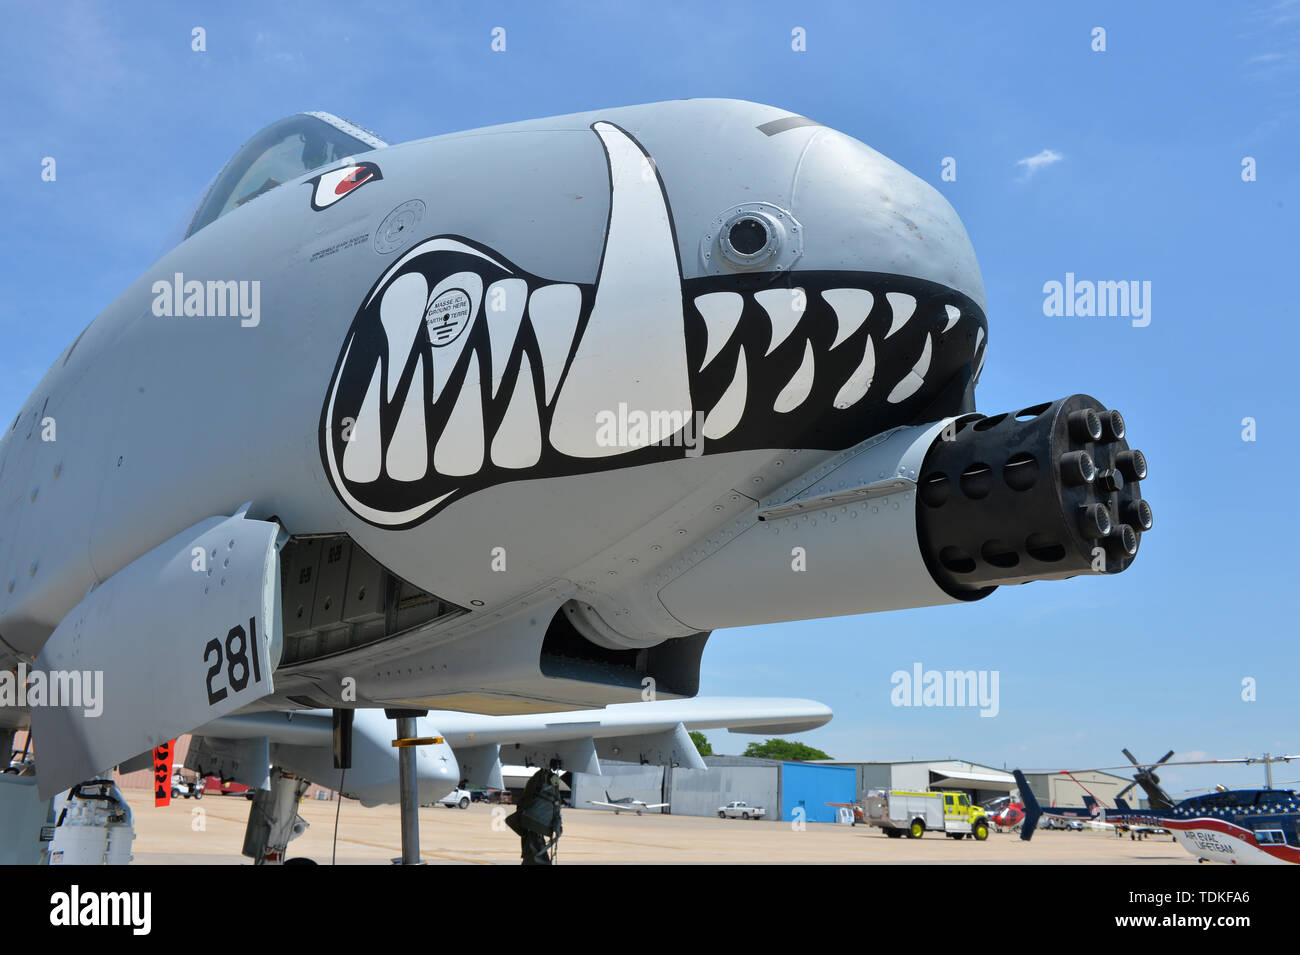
[129,796,1195,864]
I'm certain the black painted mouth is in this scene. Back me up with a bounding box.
[681,270,985,454]
[320,236,987,528]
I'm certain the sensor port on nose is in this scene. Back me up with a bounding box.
[700,202,802,275]
[726,217,769,256]
[718,211,779,267]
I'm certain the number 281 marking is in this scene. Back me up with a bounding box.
[203,617,263,706]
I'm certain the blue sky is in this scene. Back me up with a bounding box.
[3,1,1297,799]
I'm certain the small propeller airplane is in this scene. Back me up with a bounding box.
[587,790,669,815]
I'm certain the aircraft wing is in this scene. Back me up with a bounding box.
[181,708,460,807]
[180,696,831,794]
[427,696,832,781]
[428,696,832,743]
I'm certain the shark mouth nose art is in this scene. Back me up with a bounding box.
[321,122,988,527]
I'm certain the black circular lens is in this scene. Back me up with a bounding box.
[727,217,769,256]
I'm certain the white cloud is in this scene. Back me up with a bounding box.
[1263,0,1300,26]
[1015,148,1064,180]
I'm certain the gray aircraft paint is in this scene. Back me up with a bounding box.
[0,99,982,656]
[0,99,1002,783]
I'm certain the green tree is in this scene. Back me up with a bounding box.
[689,731,713,756]
[742,738,831,761]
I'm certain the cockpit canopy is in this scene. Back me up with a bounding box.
[184,111,386,240]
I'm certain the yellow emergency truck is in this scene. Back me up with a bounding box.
[864,788,990,840]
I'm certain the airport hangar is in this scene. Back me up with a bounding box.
[566,755,856,823]
[564,756,1135,822]
[812,760,1138,809]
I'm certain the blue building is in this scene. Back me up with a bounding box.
[781,761,856,824]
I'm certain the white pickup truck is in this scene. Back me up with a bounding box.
[437,787,472,809]
[717,800,766,820]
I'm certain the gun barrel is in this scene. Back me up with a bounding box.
[916,395,1151,596]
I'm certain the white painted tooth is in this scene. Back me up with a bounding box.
[703,352,747,440]
[887,333,933,404]
[973,327,987,382]
[884,292,916,339]
[426,271,484,403]
[433,354,484,476]
[491,352,542,469]
[695,291,744,370]
[914,331,934,377]
[774,340,815,413]
[822,289,874,349]
[755,288,806,355]
[942,304,961,333]
[380,273,430,399]
[833,336,876,410]
[974,326,985,354]
[342,361,383,483]
[551,122,691,458]
[386,360,428,481]
[485,278,528,397]
[527,283,582,404]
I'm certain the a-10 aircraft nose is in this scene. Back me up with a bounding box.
[787,124,986,310]
[321,101,994,528]
[671,113,992,465]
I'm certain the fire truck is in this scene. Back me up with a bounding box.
[864,789,990,840]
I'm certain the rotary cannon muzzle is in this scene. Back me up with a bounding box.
[915,395,1151,598]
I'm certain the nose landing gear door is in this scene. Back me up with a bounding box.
[29,510,281,798]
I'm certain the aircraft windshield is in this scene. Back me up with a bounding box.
[185,112,385,239]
